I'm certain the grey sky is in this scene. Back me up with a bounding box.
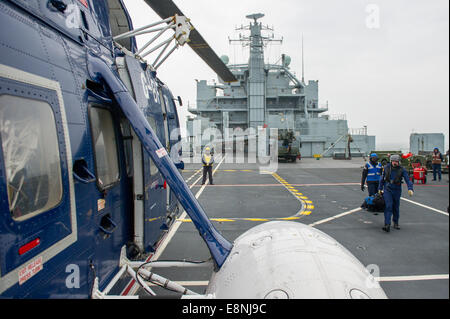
[122,0,449,151]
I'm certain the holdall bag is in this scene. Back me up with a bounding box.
[361,193,385,212]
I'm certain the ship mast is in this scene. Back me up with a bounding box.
[229,13,282,129]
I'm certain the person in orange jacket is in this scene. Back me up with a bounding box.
[431,147,443,181]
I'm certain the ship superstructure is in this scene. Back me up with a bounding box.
[186,14,375,158]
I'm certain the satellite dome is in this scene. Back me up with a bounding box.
[220,55,229,65]
[283,55,291,67]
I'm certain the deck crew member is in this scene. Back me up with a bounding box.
[431,147,443,182]
[361,153,382,196]
[378,154,414,232]
[201,146,214,185]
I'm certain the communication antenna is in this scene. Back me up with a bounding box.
[301,34,305,84]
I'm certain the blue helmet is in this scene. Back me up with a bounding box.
[370,153,378,159]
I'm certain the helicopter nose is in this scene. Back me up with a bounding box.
[206,221,388,299]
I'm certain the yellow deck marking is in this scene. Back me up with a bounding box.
[176,171,315,224]
[211,218,236,222]
[279,216,301,220]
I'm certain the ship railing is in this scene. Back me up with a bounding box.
[323,114,347,121]
[349,127,368,136]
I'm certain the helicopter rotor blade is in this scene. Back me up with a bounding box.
[143,0,237,83]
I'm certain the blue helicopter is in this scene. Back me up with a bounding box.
[0,0,237,298]
[0,0,388,299]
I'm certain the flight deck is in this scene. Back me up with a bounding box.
[139,156,449,299]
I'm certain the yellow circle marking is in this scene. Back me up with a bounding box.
[176,173,315,224]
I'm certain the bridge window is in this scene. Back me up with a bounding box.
[0,95,62,221]
[89,107,120,189]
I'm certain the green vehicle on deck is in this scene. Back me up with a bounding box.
[278,129,301,162]
[373,151,402,167]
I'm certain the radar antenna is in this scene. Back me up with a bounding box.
[245,13,265,23]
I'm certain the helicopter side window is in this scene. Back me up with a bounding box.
[0,95,63,221]
[146,115,159,176]
[89,107,120,189]
[119,119,133,177]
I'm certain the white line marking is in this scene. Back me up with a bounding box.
[184,168,202,183]
[376,274,449,282]
[126,156,225,295]
[401,197,449,216]
[151,155,226,261]
[308,207,362,227]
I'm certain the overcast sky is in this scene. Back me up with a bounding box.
[122,0,449,151]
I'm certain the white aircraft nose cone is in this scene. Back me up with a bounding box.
[207,221,388,299]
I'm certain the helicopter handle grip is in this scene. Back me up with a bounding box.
[99,215,117,235]
[73,160,96,184]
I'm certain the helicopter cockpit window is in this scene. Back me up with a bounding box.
[0,95,63,221]
[89,107,120,189]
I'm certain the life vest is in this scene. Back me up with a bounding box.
[384,164,404,185]
[432,152,442,164]
[202,154,213,166]
[366,162,382,182]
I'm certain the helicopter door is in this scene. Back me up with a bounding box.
[142,114,167,252]
[159,87,181,217]
[158,89,172,217]
[114,55,168,253]
[0,70,76,294]
[88,105,133,285]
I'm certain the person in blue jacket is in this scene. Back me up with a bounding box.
[378,154,414,232]
[361,153,382,196]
